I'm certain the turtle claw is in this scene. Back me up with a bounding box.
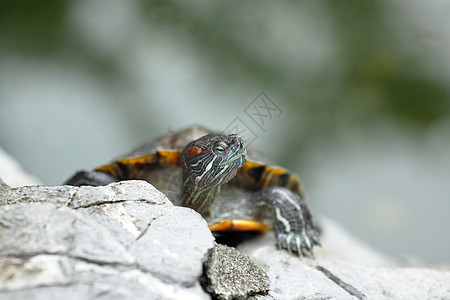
[309,229,321,247]
[286,234,294,254]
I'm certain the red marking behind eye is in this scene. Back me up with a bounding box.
[185,146,206,158]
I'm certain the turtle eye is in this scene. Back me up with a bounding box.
[215,145,225,154]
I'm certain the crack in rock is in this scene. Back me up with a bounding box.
[73,199,133,210]
[316,265,366,299]
[135,215,159,242]
[128,206,215,287]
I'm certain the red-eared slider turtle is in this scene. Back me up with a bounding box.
[65,126,320,256]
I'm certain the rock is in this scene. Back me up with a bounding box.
[0,203,76,257]
[0,179,167,207]
[1,175,449,299]
[128,206,214,286]
[238,217,450,299]
[240,239,353,299]
[201,243,269,300]
[0,178,9,191]
[0,254,209,300]
[0,147,41,187]
[313,262,450,299]
[0,181,213,299]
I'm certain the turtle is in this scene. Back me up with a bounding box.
[65,125,320,256]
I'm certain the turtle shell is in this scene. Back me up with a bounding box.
[95,125,303,226]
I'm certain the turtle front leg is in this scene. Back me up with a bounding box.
[64,170,119,186]
[256,187,320,257]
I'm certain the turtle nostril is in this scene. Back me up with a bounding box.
[228,134,242,145]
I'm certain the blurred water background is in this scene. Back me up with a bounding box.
[1,1,449,264]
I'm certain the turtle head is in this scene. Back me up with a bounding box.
[180,133,247,191]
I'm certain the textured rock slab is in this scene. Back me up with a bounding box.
[2,177,449,299]
[202,243,269,300]
[0,180,167,207]
[240,241,351,299]
[239,218,450,299]
[0,180,213,299]
[0,254,209,300]
[129,206,215,285]
[315,261,450,299]
[0,203,75,256]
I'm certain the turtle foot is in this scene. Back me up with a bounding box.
[275,227,320,258]
[256,186,321,257]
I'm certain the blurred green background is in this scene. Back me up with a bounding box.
[1,0,449,263]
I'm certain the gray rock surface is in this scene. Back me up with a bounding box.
[1,170,449,299]
[0,180,214,299]
[202,243,269,300]
[238,218,450,299]
[128,206,214,285]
